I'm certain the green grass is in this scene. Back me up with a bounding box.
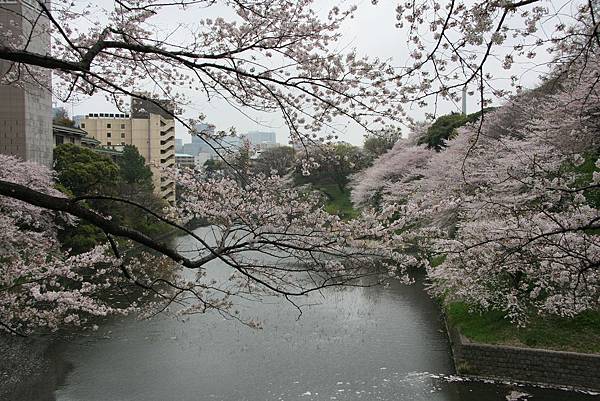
[318,184,358,220]
[446,302,600,354]
[429,254,446,268]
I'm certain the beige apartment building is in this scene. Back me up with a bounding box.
[80,98,176,203]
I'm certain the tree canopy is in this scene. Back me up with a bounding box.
[351,57,600,323]
[117,145,154,190]
[0,0,599,333]
[53,144,120,196]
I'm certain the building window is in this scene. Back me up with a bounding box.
[107,141,111,146]
[55,136,64,145]
[121,132,125,138]
[121,142,125,145]
[107,132,111,138]
[121,124,126,129]
[81,123,85,128]
[107,123,112,128]
[69,137,75,144]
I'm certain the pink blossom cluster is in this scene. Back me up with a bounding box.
[352,55,600,323]
[0,156,137,334]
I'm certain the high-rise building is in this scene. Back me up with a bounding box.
[80,98,176,203]
[184,123,243,157]
[175,138,183,153]
[243,131,277,147]
[0,0,53,166]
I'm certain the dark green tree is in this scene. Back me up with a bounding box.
[294,143,369,219]
[363,130,401,158]
[417,109,496,151]
[117,145,154,191]
[54,144,169,254]
[417,113,469,151]
[203,158,224,173]
[252,146,295,176]
[297,143,369,191]
[54,143,119,196]
[54,144,120,253]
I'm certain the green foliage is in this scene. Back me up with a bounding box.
[117,145,153,190]
[293,143,367,219]
[59,223,106,254]
[418,108,496,151]
[252,146,295,176]
[429,254,447,268]
[320,184,358,220]
[295,143,369,191]
[204,158,224,171]
[363,130,401,158]
[54,144,170,254]
[446,302,600,354]
[418,113,468,151]
[455,360,478,375]
[54,144,120,196]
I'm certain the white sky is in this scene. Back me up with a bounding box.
[56,0,552,146]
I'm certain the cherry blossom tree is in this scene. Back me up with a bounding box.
[1,0,599,333]
[0,155,133,335]
[353,55,600,323]
[1,152,420,335]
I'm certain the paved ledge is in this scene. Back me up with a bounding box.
[445,318,600,392]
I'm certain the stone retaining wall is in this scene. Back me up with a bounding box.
[446,322,600,391]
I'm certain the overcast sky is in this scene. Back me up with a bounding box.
[56,0,552,146]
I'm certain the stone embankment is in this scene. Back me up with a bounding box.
[446,322,600,392]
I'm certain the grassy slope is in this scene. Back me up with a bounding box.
[318,183,358,220]
[446,302,600,354]
[443,153,600,355]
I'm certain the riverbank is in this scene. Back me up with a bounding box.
[445,312,600,392]
[446,302,600,354]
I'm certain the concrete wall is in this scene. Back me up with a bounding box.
[0,0,53,166]
[0,85,27,159]
[447,322,600,391]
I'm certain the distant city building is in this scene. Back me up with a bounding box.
[175,153,195,169]
[242,131,277,147]
[194,152,217,169]
[175,138,183,153]
[182,142,203,156]
[184,123,243,157]
[80,97,176,203]
[0,0,53,166]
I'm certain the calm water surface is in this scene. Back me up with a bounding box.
[31,229,600,400]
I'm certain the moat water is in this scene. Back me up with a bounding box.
[15,228,600,400]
